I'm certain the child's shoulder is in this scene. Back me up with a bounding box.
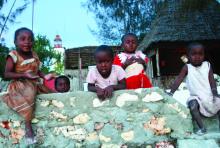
[112,65,123,70]
[112,65,125,74]
[8,50,18,55]
[8,50,19,63]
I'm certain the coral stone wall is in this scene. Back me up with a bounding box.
[0,88,193,147]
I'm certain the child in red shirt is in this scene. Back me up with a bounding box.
[113,33,152,89]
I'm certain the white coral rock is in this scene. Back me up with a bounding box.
[50,111,67,120]
[134,88,143,94]
[51,100,64,108]
[116,93,138,107]
[86,132,98,141]
[142,92,163,102]
[167,103,181,112]
[69,97,76,107]
[31,118,39,124]
[142,108,150,113]
[12,121,21,127]
[53,126,87,141]
[101,144,120,148]
[99,134,111,142]
[179,111,187,118]
[93,98,109,108]
[121,131,134,141]
[40,100,50,107]
[73,113,90,124]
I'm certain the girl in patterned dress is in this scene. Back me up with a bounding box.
[2,27,54,144]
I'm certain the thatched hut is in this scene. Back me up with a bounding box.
[65,46,121,70]
[138,0,220,81]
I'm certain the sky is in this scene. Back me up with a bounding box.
[1,0,100,49]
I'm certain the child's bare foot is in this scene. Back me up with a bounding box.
[25,122,36,145]
[195,128,206,135]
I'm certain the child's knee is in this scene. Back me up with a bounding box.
[188,100,199,111]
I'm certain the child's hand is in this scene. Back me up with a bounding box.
[44,73,56,81]
[164,90,174,96]
[124,57,136,68]
[104,86,114,98]
[134,57,145,65]
[214,94,220,98]
[96,87,105,100]
[213,94,220,103]
[24,72,39,80]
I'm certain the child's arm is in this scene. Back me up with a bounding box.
[123,57,136,69]
[4,57,39,79]
[103,78,126,98]
[169,65,188,95]
[38,71,55,80]
[208,66,219,97]
[88,83,97,92]
[134,57,147,70]
[88,83,105,100]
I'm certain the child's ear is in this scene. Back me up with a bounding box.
[14,40,18,47]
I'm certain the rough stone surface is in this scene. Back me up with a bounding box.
[177,139,219,148]
[0,88,202,147]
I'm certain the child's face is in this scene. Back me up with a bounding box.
[95,51,113,78]
[15,30,33,53]
[188,46,205,66]
[55,79,70,92]
[122,35,138,53]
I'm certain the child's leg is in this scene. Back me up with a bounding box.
[217,110,220,129]
[25,121,34,138]
[188,100,205,129]
[25,120,36,144]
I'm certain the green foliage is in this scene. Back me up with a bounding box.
[54,62,64,75]
[33,35,64,74]
[84,0,156,44]
[0,43,9,77]
[0,0,31,34]
[85,0,219,44]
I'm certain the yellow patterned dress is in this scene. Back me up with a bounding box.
[2,50,51,121]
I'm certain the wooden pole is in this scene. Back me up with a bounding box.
[156,48,160,77]
[78,51,82,90]
[32,0,34,31]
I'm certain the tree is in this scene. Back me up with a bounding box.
[0,0,33,38]
[84,0,219,44]
[84,0,156,44]
[0,43,9,77]
[33,35,63,74]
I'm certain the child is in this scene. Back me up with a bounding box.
[2,27,54,144]
[43,75,70,93]
[113,33,152,89]
[169,42,220,135]
[86,45,126,100]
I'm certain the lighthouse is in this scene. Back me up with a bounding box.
[54,34,62,48]
[53,34,64,54]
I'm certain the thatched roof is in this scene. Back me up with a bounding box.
[65,46,121,69]
[138,0,220,50]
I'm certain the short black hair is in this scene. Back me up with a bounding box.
[121,33,138,44]
[14,27,34,42]
[94,45,114,58]
[187,42,205,55]
[55,75,70,87]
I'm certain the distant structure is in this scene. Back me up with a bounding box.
[53,35,65,73]
[53,34,65,54]
[138,0,220,77]
[54,35,62,48]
